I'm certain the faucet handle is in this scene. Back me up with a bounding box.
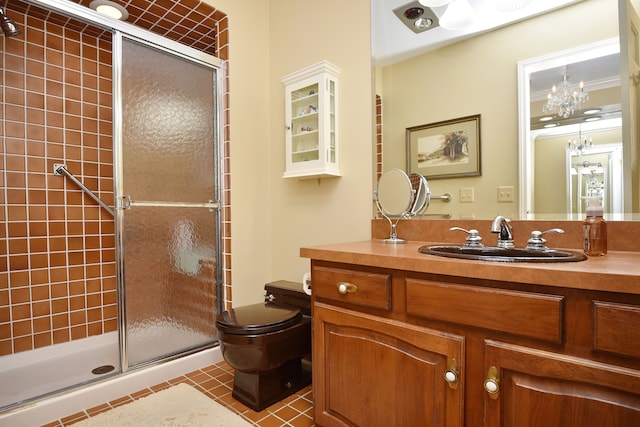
[449,227,484,247]
[526,228,564,250]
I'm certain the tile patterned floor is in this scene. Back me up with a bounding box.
[41,360,314,427]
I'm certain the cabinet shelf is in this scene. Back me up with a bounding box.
[292,93,318,103]
[293,148,319,155]
[292,112,318,121]
[282,61,341,179]
[292,130,319,138]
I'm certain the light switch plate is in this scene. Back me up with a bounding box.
[460,187,474,203]
[498,186,514,202]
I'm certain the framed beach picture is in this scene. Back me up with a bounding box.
[406,114,481,179]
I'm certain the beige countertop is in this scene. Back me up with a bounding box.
[301,240,640,295]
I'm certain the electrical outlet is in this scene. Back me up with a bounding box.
[460,187,474,203]
[498,186,514,202]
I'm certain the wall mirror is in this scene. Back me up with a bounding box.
[371,0,639,220]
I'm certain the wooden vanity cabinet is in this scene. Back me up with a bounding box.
[310,260,640,427]
[311,264,464,427]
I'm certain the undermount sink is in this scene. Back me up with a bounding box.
[419,245,587,263]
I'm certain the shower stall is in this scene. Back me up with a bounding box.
[0,0,225,413]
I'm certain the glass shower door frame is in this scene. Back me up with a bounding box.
[112,31,225,372]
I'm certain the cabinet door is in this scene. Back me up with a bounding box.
[484,340,640,427]
[287,79,321,164]
[313,302,464,427]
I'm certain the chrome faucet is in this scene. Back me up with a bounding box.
[491,215,514,248]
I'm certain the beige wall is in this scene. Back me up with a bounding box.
[208,0,372,306]
[379,0,618,220]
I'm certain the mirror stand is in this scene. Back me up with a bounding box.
[376,206,407,244]
[375,169,431,244]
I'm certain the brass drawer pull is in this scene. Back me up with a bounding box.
[337,281,358,295]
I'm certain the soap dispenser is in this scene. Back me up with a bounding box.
[583,197,607,256]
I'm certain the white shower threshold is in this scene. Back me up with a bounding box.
[0,344,222,427]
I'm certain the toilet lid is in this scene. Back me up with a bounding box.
[216,303,302,335]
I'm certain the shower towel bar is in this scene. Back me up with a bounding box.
[121,196,219,210]
[53,164,115,216]
[431,193,452,202]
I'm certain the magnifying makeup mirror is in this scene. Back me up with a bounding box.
[375,169,431,243]
[409,172,430,216]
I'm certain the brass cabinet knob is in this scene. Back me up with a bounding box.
[444,358,459,389]
[337,282,357,295]
[444,370,458,387]
[484,366,500,399]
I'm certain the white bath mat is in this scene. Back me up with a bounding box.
[73,383,252,427]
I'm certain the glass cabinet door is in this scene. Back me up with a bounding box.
[290,82,320,163]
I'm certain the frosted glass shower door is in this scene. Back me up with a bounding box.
[118,37,220,368]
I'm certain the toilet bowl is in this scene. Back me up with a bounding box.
[216,280,311,411]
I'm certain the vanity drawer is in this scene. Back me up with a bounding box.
[406,278,565,343]
[593,301,640,359]
[312,265,392,311]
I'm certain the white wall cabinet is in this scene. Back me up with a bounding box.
[282,61,340,179]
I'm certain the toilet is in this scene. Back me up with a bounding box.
[216,280,311,411]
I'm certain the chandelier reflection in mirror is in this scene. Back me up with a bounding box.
[542,66,589,118]
[568,125,593,156]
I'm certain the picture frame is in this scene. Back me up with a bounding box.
[406,114,481,179]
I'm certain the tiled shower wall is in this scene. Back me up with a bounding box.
[0,5,116,356]
[0,0,231,357]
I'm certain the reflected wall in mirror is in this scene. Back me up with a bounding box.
[372,0,637,220]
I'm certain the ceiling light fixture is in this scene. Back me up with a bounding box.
[404,7,424,20]
[89,0,129,21]
[439,0,476,30]
[492,0,534,12]
[568,124,593,156]
[542,66,589,119]
[414,17,434,30]
[394,2,440,34]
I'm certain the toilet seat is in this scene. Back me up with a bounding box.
[216,303,302,335]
